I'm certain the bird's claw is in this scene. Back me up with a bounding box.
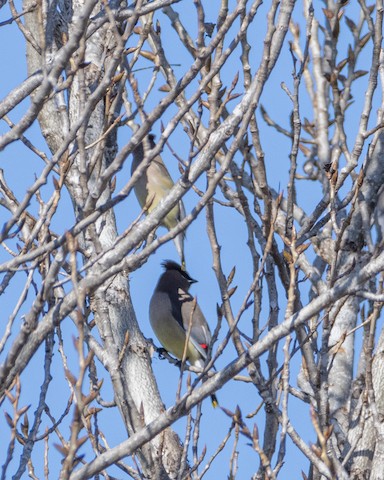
[157,347,168,359]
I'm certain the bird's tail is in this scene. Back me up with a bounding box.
[210,392,219,408]
[174,199,186,268]
[201,374,218,408]
[173,231,185,269]
[193,357,219,407]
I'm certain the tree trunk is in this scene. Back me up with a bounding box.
[23,0,184,477]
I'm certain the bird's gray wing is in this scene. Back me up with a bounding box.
[180,292,211,359]
[150,157,174,191]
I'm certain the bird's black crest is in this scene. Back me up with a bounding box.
[132,134,156,156]
[162,260,184,272]
[162,260,196,283]
[148,133,156,146]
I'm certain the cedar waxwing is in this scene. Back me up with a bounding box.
[131,135,186,266]
[149,260,218,406]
